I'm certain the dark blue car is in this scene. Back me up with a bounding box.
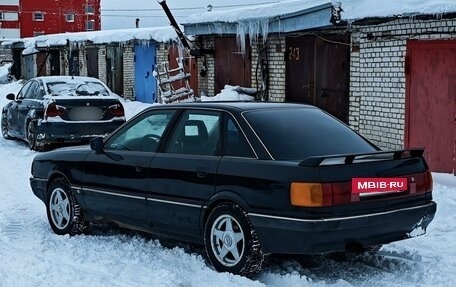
[1,76,125,151]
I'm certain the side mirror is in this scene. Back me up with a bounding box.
[6,93,15,101]
[90,137,104,153]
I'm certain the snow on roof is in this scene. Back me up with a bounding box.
[186,0,329,24]
[185,0,456,24]
[5,26,179,55]
[33,26,178,46]
[340,0,456,21]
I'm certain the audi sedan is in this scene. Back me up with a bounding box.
[29,102,436,275]
[2,76,125,151]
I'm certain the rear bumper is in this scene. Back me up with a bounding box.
[249,201,437,254]
[36,120,124,143]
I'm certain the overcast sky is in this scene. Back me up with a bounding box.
[100,0,280,30]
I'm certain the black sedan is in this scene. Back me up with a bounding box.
[2,76,125,151]
[30,102,436,275]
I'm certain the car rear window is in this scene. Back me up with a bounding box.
[243,108,377,160]
[46,81,109,96]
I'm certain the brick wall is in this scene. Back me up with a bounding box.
[251,37,287,102]
[79,49,87,77]
[349,17,456,150]
[98,47,107,85]
[122,44,135,100]
[156,42,169,102]
[197,37,215,97]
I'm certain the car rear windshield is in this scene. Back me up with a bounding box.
[46,81,109,96]
[243,108,377,160]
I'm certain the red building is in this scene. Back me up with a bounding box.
[0,0,20,38]
[0,0,101,38]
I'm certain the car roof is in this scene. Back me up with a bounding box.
[147,102,318,112]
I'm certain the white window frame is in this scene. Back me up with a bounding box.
[65,13,75,22]
[85,20,94,31]
[33,12,44,21]
[85,5,94,14]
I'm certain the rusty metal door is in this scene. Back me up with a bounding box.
[68,50,79,76]
[86,48,99,78]
[49,50,60,76]
[405,40,456,174]
[168,44,198,94]
[106,46,124,95]
[214,37,251,94]
[286,35,350,123]
[36,52,48,76]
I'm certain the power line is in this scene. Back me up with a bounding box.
[101,1,279,12]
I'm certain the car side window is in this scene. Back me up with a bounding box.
[104,109,176,152]
[24,81,40,99]
[165,110,222,156]
[17,81,33,99]
[223,116,255,158]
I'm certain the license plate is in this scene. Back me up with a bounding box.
[351,178,408,194]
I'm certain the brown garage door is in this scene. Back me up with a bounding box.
[405,40,456,174]
[214,37,251,94]
[286,35,350,123]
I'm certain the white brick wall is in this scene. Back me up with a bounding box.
[251,37,287,102]
[196,37,215,97]
[349,17,456,150]
[123,45,135,100]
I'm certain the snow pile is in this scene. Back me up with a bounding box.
[0,63,12,84]
[201,85,256,102]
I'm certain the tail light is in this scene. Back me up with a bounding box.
[108,103,124,117]
[290,182,332,207]
[45,103,66,119]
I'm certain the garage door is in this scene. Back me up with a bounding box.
[405,40,456,174]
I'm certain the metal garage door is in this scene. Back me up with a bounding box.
[405,40,456,174]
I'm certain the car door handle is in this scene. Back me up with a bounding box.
[196,171,208,178]
[135,166,144,172]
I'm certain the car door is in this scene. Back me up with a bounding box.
[147,109,223,241]
[17,80,43,135]
[82,108,177,228]
[8,81,33,136]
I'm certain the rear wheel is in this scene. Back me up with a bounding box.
[46,178,87,235]
[26,121,37,150]
[204,202,264,276]
[27,121,48,151]
[1,111,11,139]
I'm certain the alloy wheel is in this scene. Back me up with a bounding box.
[210,214,245,267]
[49,187,71,230]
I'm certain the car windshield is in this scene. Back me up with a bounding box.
[243,108,378,160]
[46,81,109,96]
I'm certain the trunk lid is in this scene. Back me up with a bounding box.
[299,149,433,216]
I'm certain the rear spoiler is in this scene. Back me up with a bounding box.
[299,148,425,167]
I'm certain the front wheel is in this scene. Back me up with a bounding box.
[1,111,11,139]
[46,178,87,235]
[204,202,264,276]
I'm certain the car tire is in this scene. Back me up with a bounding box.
[1,111,11,140]
[26,120,37,150]
[46,178,87,236]
[204,202,264,276]
[27,121,48,151]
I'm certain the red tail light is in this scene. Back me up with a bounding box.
[45,103,66,119]
[108,103,125,117]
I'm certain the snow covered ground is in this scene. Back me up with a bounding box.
[0,82,455,286]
